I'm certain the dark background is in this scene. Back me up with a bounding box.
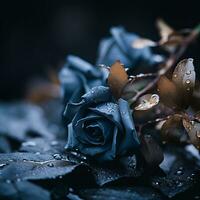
[0,0,200,100]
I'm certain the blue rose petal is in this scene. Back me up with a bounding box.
[97,26,162,68]
[118,98,140,154]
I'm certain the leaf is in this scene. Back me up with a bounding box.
[172,58,196,97]
[157,76,179,108]
[19,138,66,154]
[0,152,90,182]
[161,114,187,143]
[183,119,200,150]
[132,38,157,49]
[0,181,51,200]
[108,61,128,99]
[151,146,200,198]
[156,18,174,42]
[0,103,55,142]
[140,134,164,167]
[134,94,159,111]
[89,155,142,186]
[78,187,163,200]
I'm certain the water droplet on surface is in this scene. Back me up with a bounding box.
[152,181,160,186]
[186,70,191,75]
[47,163,54,167]
[22,141,36,147]
[51,141,58,146]
[6,179,11,184]
[186,79,191,84]
[0,163,7,169]
[53,154,62,160]
[176,170,183,175]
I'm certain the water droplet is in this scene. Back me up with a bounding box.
[176,170,183,175]
[186,70,191,75]
[177,182,183,187]
[179,166,184,170]
[121,111,126,115]
[196,131,200,138]
[153,181,160,186]
[82,156,87,160]
[0,163,7,169]
[71,151,78,156]
[6,179,11,184]
[51,141,58,146]
[186,79,191,84]
[47,163,54,167]
[22,141,36,147]
[53,154,62,160]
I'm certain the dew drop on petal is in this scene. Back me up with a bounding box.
[186,79,191,84]
[0,163,7,169]
[47,163,54,167]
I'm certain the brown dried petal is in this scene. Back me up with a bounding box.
[108,60,128,99]
[183,119,200,150]
[172,58,195,94]
[157,76,179,108]
[156,18,174,42]
[161,114,187,143]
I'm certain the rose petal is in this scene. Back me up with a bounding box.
[89,102,123,131]
[67,55,102,78]
[118,98,140,153]
[96,26,161,68]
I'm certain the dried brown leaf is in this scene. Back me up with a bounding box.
[108,61,128,99]
[134,94,159,111]
[161,114,187,143]
[132,38,157,49]
[156,18,174,42]
[172,58,196,108]
[172,58,196,93]
[183,118,200,150]
[157,76,179,108]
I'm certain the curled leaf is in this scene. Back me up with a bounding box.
[132,38,157,49]
[108,61,128,99]
[157,76,178,108]
[156,18,174,42]
[134,94,159,111]
[183,119,200,150]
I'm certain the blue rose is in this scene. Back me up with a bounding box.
[96,26,162,68]
[59,55,108,104]
[64,86,140,162]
